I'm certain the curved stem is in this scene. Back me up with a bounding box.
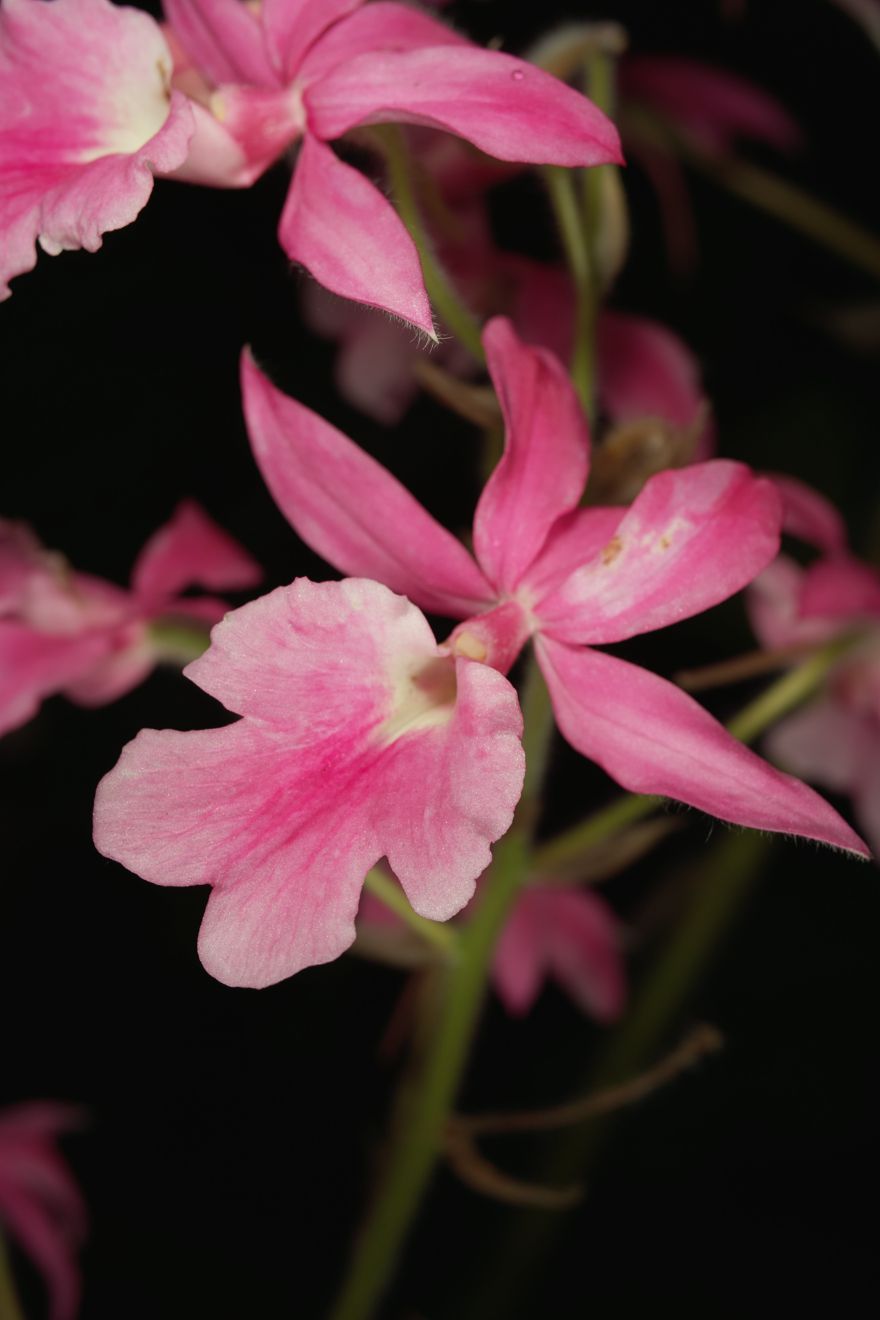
[362,868,460,960]
[544,165,595,416]
[374,126,486,360]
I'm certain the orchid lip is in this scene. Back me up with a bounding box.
[380,655,457,743]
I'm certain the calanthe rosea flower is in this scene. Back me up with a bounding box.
[94,577,525,987]
[243,316,867,855]
[0,1103,86,1320]
[0,0,195,296]
[0,501,260,736]
[161,0,622,330]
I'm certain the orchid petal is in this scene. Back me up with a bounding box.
[537,637,869,855]
[746,556,837,651]
[491,895,544,1015]
[0,0,194,297]
[620,55,801,155]
[297,1,467,84]
[95,579,523,985]
[764,696,872,796]
[131,500,261,604]
[0,1183,80,1320]
[538,462,781,644]
[473,318,590,592]
[241,352,493,616]
[305,47,623,167]
[164,99,260,188]
[163,0,278,88]
[598,310,707,433]
[770,474,849,554]
[279,134,434,333]
[0,623,112,736]
[542,888,626,1022]
[799,555,880,622]
[523,507,625,600]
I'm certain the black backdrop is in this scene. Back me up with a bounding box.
[2,2,879,1316]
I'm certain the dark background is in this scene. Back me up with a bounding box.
[2,1,879,1316]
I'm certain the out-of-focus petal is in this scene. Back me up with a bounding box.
[542,888,626,1022]
[764,695,871,795]
[620,55,801,154]
[0,0,194,296]
[94,578,523,985]
[297,1,467,84]
[770,474,849,554]
[491,893,545,1015]
[305,46,623,167]
[163,0,278,88]
[473,318,590,592]
[241,351,493,616]
[131,500,260,604]
[164,99,260,188]
[537,637,869,855]
[598,310,707,433]
[0,1183,80,1320]
[746,556,835,650]
[279,133,434,333]
[539,462,781,644]
[0,624,112,736]
[799,555,880,622]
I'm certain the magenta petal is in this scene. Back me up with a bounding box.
[0,1184,80,1320]
[620,55,801,155]
[279,134,434,332]
[538,638,869,855]
[241,351,493,616]
[538,462,781,645]
[473,318,590,592]
[262,0,368,82]
[598,310,708,433]
[305,47,623,167]
[297,2,468,84]
[131,500,261,604]
[524,507,626,601]
[799,555,880,623]
[0,623,112,736]
[0,0,194,296]
[163,0,279,88]
[541,888,626,1023]
[770,474,849,554]
[491,893,545,1015]
[95,578,523,986]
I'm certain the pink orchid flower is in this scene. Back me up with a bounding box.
[160,0,621,332]
[0,1103,86,1320]
[242,315,867,856]
[747,486,880,855]
[618,54,800,271]
[0,501,260,736]
[358,880,626,1023]
[0,0,195,297]
[94,576,525,987]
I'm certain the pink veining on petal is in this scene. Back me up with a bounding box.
[94,578,524,986]
[241,350,493,616]
[0,0,194,296]
[538,462,781,645]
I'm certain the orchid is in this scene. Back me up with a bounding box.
[93,576,525,987]
[161,0,621,331]
[0,501,260,736]
[243,315,866,855]
[0,1103,86,1320]
[0,0,195,297]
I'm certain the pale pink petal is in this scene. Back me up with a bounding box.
[537,462,781,644]
[262,0,367,82]
[598,310,707,433]
[0,0,194,297]
[746,556,838,651]
[131,500,261,604]
[491,894,545,1015]
[620,55,801,155]
[95,578,523,985]
[297,2,467,84]
[380,656,524,921]
[163,0,278,88]
[279,134,434,333]
[542,888,626,1022]
[241,351,493,616]
[770,474,849,554]
[522,507,625,600]
[799,555,880,622]
[764,696,871,796]
[0,623,113,736]
[473,318,590,592]
[537,637,869,855]
[0,1183,80,1320]
[305,47,623,167]
[165,99,260,188]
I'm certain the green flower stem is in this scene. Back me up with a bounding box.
[544,165,595,416]
[0,1235,24,1320]
[374,125,485,361]
[532,633,857,878]
[362,868,460,960]
[148,618,213,666]
[327,659,552,1320]
[581,48,616,247]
